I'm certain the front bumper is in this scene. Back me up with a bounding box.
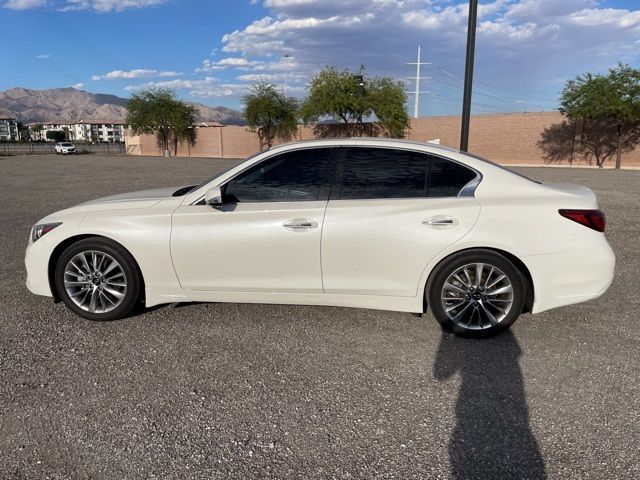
[25,237,55,298]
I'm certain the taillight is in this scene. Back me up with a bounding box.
[558,209,605,232]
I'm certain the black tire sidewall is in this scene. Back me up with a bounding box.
[54,238,141,321]
[428,250,526,338]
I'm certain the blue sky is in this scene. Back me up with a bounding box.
[1,0,639,116]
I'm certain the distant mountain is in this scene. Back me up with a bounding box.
[0,87,245,125]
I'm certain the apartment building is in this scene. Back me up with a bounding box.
[26,122,71,141]
[27,120,127,143]
[87,121,126,143]
[0,118,20,141]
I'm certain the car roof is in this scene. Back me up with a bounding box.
[274,137,459,153]
[268,137,542,187]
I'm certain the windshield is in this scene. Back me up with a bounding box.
[61,143,73,146]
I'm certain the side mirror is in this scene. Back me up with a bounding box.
[204,186,223,207]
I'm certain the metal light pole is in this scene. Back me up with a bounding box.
[283,53,291,97]
[460,0,478,152]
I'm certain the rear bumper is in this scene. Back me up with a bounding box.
[526,229,615,313]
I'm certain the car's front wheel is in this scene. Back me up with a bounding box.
[54,237,141,321]
[428,249,526,338]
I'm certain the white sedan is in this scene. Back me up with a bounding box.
[54,142,76,154]
[25,139,615,337]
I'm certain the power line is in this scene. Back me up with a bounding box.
[429,77,557,110]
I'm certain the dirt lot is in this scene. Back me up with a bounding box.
[1,154,639,479]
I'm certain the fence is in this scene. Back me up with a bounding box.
[124,112,640,168]
[0,142,126,156]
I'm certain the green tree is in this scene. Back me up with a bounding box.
[169,102,198,155]
[17,122,30,142]
[559,63,640,169]
[242,83,299,150]
[46,130,65,142]
[127,88,197,153]
[31,123,44,141]
[299,66,409,138]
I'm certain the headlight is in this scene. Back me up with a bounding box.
[31,222,62,242]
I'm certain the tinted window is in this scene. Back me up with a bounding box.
[224,148,331,202]
[341,148,427,200]
[340,148,477,200]
[427,157,477,197]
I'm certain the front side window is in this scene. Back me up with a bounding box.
[339,147,477,200]
[224,148,332,203]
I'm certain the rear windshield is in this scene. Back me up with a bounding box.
[464,152,541,184]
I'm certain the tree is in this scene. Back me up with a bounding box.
[242,83,299,150]
[32,123,44,141]
[169,102,198,155]
[299,66,409,138]
[538,118,640,168]
[17,122,30,142]
[46,130,65,142]
[559,63,640,169]
[127,88,197,153]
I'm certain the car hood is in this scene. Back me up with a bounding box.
[78,186,182,206]
[43,186,186,220]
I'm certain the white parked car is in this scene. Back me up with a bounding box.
[25,139,615,337]
[54,142,76,154]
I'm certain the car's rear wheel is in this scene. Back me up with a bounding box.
[428,250,526,338]
[54,238,141,321]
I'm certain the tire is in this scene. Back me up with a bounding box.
[427,249,526,338]
[54,237,141,321]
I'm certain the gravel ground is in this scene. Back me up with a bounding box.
[1,154,639,479]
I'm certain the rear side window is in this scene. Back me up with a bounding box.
[339,147,477,200]
[224,148,332,202]
[428,156,477,197]
[341,148,426,199]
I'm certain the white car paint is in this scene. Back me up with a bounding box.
[54,142,76,154]
[25,138,615,317]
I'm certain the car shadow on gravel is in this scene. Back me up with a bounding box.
[434,330,547,480]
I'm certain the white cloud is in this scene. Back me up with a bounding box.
[568,8,640,28]
[208,0,640,111]
[72,83,85,89]
[92,69,183,80]
[125,77,247,98]
[3,0,46,10]
[35,53,51,59]
[195,57,264,73]
[59,0,166,12]
[3,0,167,11]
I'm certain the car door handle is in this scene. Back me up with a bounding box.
[283,218,319,231]
[423,216,459,228]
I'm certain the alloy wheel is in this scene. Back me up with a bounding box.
[440,262,514,330]
[63,250,127,313]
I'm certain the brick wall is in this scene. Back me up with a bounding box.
[126,112,640,168]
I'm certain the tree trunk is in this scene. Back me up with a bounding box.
[615,123,623,170]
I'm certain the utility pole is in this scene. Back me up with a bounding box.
[460,0,478,152]
[407,45,431,118]
[283,53,291,97]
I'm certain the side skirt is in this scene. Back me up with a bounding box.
[145,288,424,313]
